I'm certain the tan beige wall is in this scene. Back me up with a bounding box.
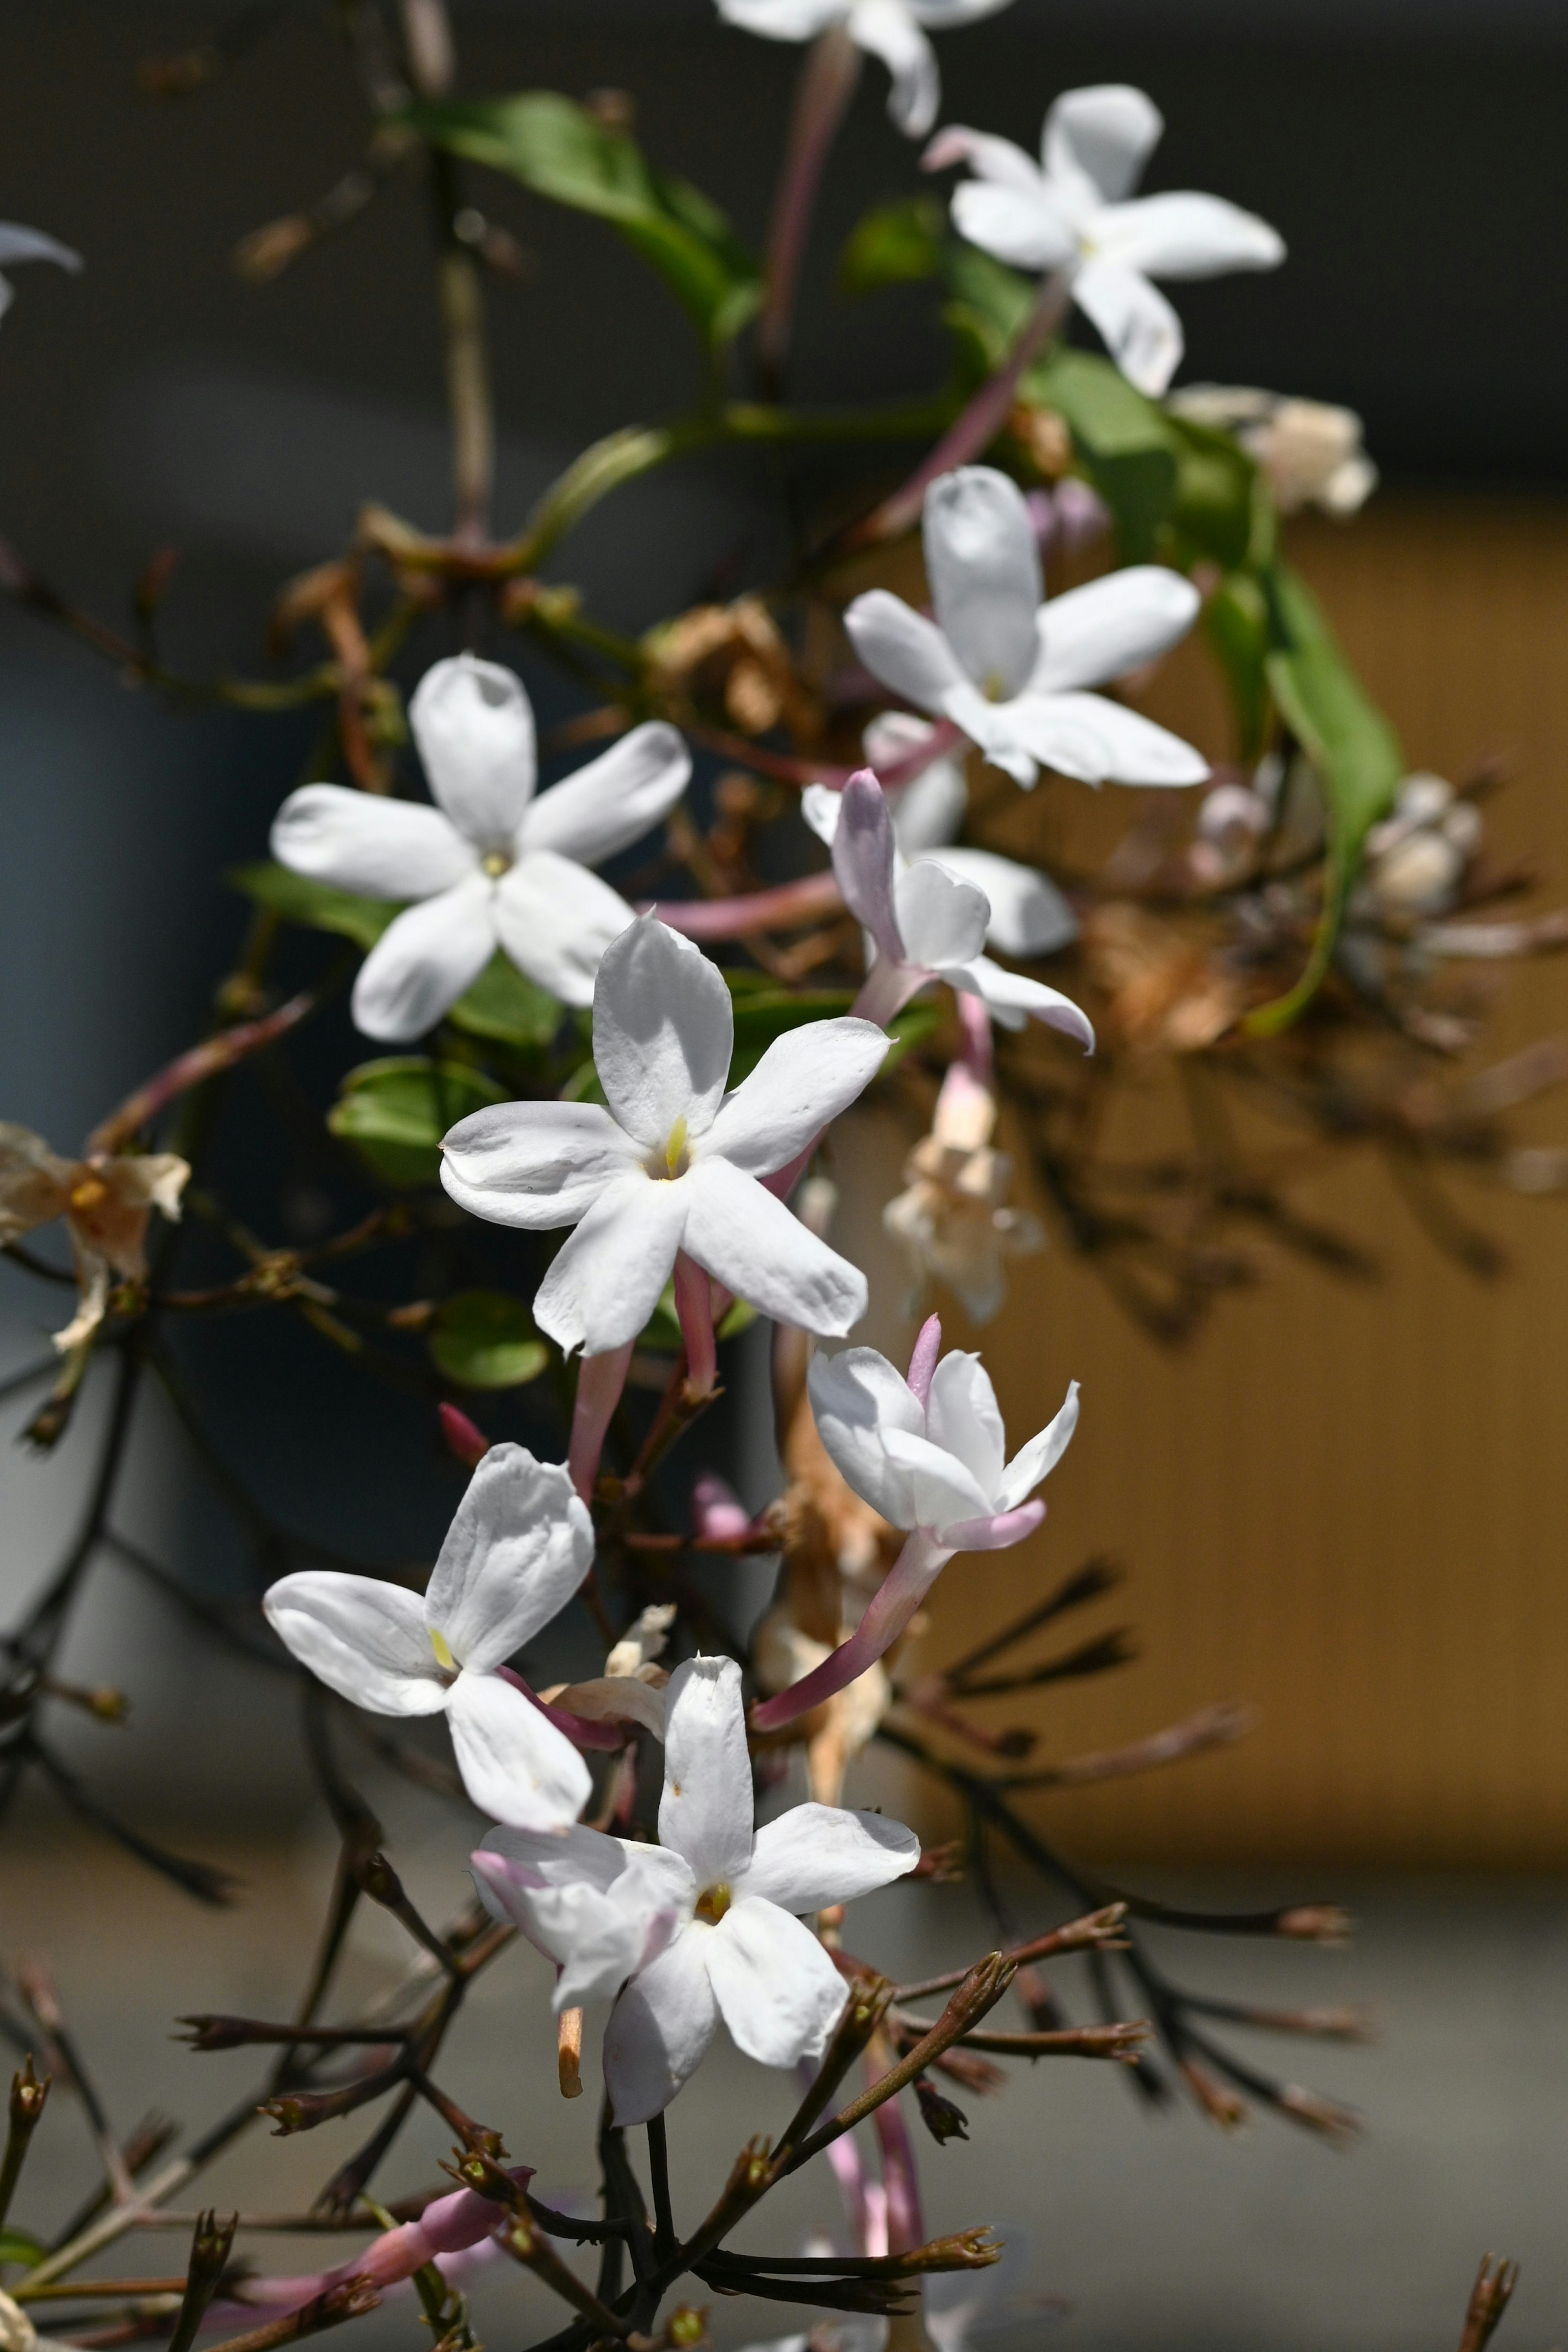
[858,496,1568,1869]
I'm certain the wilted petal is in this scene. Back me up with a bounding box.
[683,1157,867,1338]
[942,954,1096,1049]
[894,860,989,972]
[533,1174,691,1356]
[441,1101,639,1231]
[740,1805,920,1913]
[949,178,1076,272]
[426,1445,594,1672]
[923,468,1042,699]
[518,723,691,866]
[603,1928,720,2124]
[706,1899,848,2065]
[998,688,1208,788]
[410,655,537,848]
[263,1572,443,1715]
[880,1427,993,1529]
[994,1378,1080,1510]
[0,1124,71,1242]
[1030,567,1200,696]
[494,852,635,1008]
[1071,257,1183,398]
[1096,192,1285,281]
[925,1349,1006,1500]
[595,916,733,1147]
[1044,84,1163,204]
[806,1346,924,1527]
[702,1020,889,1177]
[105,1154,191,1223]
[659,1657,754,1885]
[844,590,968,715]
[352,875,498,1042]
[921,846,1077,955]
[271,785,476,902]
[848,0,939,137]
[445,1669,592,1828]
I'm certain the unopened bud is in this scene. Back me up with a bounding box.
[914,2074,969,2145]
[438,1402,489,1468]
[557,2008,584,2100]
[10,2058,49,2130]
[666,2307,706,2349]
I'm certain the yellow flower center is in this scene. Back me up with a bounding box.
[69,1175,109,1214]
[429,1625,457,1672]
[481,850,512,879]
[651,1116,689,1180]
[694,1882,731,1925]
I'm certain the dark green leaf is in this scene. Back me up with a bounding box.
[448,952,562,1051]
[1203,571,1272,762]
[1024,347,1178,562]
[839,196,945,296]
[0,2228,45,2267]
[411,94,762,347]
[1165,415,1258,573]
[230,861,398,953]
[328,1058,508,1189]
[429,1289,548,1389]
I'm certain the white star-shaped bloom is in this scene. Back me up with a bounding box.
[263,1445,595,1830]
[473,1654,919,2122]
[717,0,1013,140]
[440,914,889,1357]
[926,82,1285,397]
[271,654,690,1041]
[844,467,1207,792]
[805,767,1093,1044]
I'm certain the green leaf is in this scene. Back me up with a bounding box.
[447,952,562,1051]
[0,2228,45,2267]
[412,94,763,348]
[838,196,945,296]
[1203,571,1272,762]
[1164,415,1258,573]
[1024,346,1178,562]
[230,861,398,953]
[429,1290,548,1389]
[328,1058,508,1189]
[1247,563,1405,1036]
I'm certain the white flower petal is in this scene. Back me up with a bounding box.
[894,860,989,972]
[263,1572,443,1715]
[831,774,905,965]
[594,916,733,1147]
[518,723,691,866]
[426,1445,594,1672]
[1095,192,1285,282]
[924,126,1046,194]
[943,954,1096,1048]
[1071,257,1183,398]
[906,0,1013,25]
[806,1346,924,1527]
[271,785,476,901]
[474,1833,690,2008]
[921,847,1077,954]
[707,1899,848,2066]
[351,875,498,1042]
[659,1656,754,1884]
[441,1100,639,1231]
[844,590,967,715]
[532,1174,691,1356]
[924,1349,1006,1500]
[0,223,83,273]
[477,1820,642,1902]
[950,178,1077,272]
[1044,84,1163,204]
[995,1378,1080,1510]
[717,0,843,34]
[702,1019,889,1177]
[739,1805,920,1913]
[410,655,537,848]
[872,716,968,853]
[445,1669,592,1829]
[800,782,842,848]
[996,689,1208,787]
[922,468,1042,698]
[1030,566,1200,696]
[494,852,635,1009]
[848,0,939,138]
[683,1158,867,1338]
[604,1928,720,2124]
[880,1426,993,1528]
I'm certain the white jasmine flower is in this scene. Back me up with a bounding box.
[0,222,81,321]
[440,915,888,1356]
[844,466,1206,791]
[472,1655,919,2121]
[926,84,1284,397]
[806,767,1094,1044]
[263,1445,595,1830]
[271,654,690,1042]
[0,1128,187,1353]
[1168,386,1377,517]
[717,0,1014,140]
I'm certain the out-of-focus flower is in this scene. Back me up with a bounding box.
[441,915,887,1356]
[539,1601,677,1742]
[473,1655,919,2122]
[1080,902,1244,1050]
[808,767,1094,1041]
[1024,474,1112,560]
[1356,773,1481,922]
[647,597,821,739]
[845,466,1206,790]
[0,1128,187,1353]
[716,0,1014,140]
[0,223,81,321]
[884,1059,1043,1321]
[927,84,1284,397]
[263,1445,595,1829]
[0,2290,36,2352]
[272,653,690,1040]
[1168,386,1377,517]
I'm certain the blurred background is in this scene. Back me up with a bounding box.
[4,2,1568,2348]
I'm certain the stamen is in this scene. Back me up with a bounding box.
[429,1625,457,1672]
[664,1116,688,1177]
[481,850,511,879]
[68,1176,109,1214]
[694,1882,731,1925]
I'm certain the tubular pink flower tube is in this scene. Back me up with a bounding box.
[750,1525,952,1732]
[673,1249,719,1396]
[568,1341,635,1501]
[497,1666,627,1754]
[873,2087,927,2255]
[757,25,864,386]
[221,2168,534,2316]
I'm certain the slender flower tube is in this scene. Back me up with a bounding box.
[225,2168,536,2316]
[750,1318,1078,1731]
[926,82,1285,397]
[272,653,690,1040]
[718,0,1015,140]
[473,1656,920,2122]
[263,1445,595,1828]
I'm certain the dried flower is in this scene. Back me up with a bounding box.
[0,1126,188,1352]
[1168,385,1377,516]
[1080,903,1243,1051]
[647,597,820,740]
[884,1061,1043,1322]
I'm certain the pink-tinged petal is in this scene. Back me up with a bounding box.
[603,1928,720,2123]
[707,1899,848,2064]
[593,915,734,1148]
[1071,257,1183,398]
[750,1528,951,1733]
[893,860,989,973]
[1095,191,1285,282]
[936,1498,1046,1550]
[906,1314,942,1407]
[922,124,1044,192]
[880,1426,993,1527]
[806,1345,924,1526]
[473,1839,685,2010]
[995,1378,1080,1510]
[702,1018,889,1177]
[922,467,1042,700]
[425,1445,594,1672]
[351,876,498,1043]
[1044,84,1163,204]
[518,722,690,865]
[270,785,474,901]
[532,1175,690,1358]
[494,852,635,1010]
[844,590,967,715]
[922,846,1078,956]
[949,178,1076,273]
[441,1101,639,1233]
[870,713,969,853]
[847,0,938,138]
[683,1157,867,1338]
[445,1668,592,1828]
[410,655,537,848]
[499,1667,625,1752]
[659,1656,753,1886]
[262,1572,443,1715]
[831,771,904,965]
[739,1806,919,1913]
[1029,566,1200,696]
[925,1349,1006,1498]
